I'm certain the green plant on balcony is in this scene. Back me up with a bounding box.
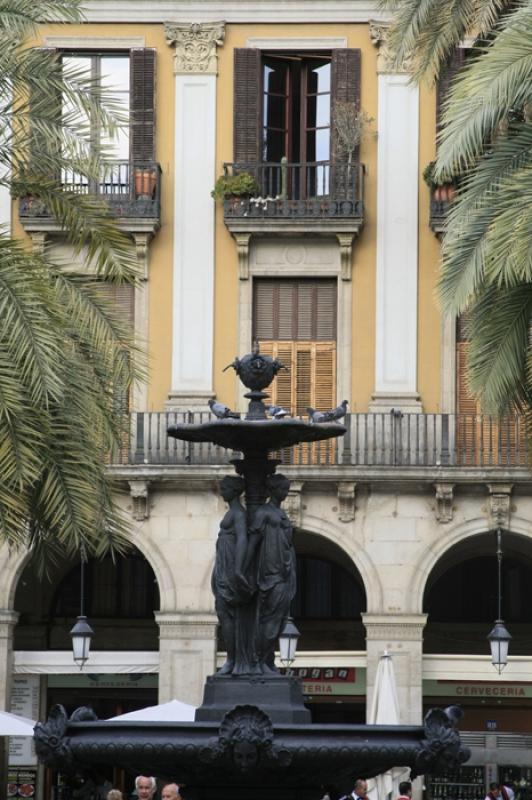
[211,172,259,201]
[423,160,458,202]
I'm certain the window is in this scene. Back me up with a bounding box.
[233,47,360,171]
[57,49,155,198]
[262,55,331,164]
[253,279,337,417]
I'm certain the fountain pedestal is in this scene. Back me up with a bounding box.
[195,673,311,724]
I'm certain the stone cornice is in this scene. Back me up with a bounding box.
[82,1,388,24]
[165,21,225,75]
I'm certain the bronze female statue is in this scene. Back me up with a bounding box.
[212,475,255,675]
[247,473,296,673]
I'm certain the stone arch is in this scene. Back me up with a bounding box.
[0,518,177,615]
[411,515,532,615]
[300,512,383,612]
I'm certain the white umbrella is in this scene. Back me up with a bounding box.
[108,698,196,722]
[0,709,36,736]
[367,652,409,800]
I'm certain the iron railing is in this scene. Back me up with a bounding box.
[19,160,161,220]
[113,412,530,469]
[222,160,364,220]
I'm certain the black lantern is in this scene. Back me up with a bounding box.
[279,617,300,667]
[487,528,511,673]
[70,556,94,669]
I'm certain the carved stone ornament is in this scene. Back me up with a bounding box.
[200,705,292,773]
[337,481,356,522]
[369,19,412,74]
[337,233,354,281]
[487,483,513,529]
[234,233,251,280]
[129,479,150,521]
[434,482,454,524]
[164,21,225,75]
[284,481,304,528]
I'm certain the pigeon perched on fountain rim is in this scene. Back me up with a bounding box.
[266,404,290,419]
[307,400,348,423]
[208,399,241,419]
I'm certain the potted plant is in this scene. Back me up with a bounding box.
[423,160,458,202]
[211,172,259,202]
[333,103,374,193]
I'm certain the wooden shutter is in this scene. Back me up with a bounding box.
[456,330,525,466]
[233,48,262,164]
[29,48,60,174]
[253,279,337,341]
[331,49,361,164]
[436,48,466,133]
[130,48,156,163]
[260,341,336,465]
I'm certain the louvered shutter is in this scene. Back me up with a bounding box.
[233,48,262,165]
[130,48,156,163]
[331,49,361,199]
[436,48,466,133]
[253,279,337,341]
[29,48,60,174]
[456,334,525,466]
[95,283,135,463]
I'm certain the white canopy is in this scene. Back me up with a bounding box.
[0,709,36,736]
[367,653,409,800]
[108,698,196,722]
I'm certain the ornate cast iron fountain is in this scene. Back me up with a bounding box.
[34,346,469,800]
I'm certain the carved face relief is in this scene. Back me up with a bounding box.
[232,739,259,772]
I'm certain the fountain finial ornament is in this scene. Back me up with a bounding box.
[223,340,287,392]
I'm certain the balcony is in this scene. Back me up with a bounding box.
[222,160,364,237]
[110,412,532,487]
[19,161,161,236]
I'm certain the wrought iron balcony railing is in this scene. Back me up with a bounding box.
[222,160,364,222]
[112,411,531,470]
[19,160,161,222]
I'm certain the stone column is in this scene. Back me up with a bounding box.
[155,611,218,706]
[363,613,427,725]
[164,22,225,411]
[369,23,422,414]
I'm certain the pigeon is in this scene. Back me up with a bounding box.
[266,404,290,419]
[307,400,349,423]
[208,399,240,419]
[323,399,349,422]
[307,407,330,423]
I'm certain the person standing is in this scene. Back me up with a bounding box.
[340,778,368,800]
[134,776,157,800]
[486,782,502,800]
[397,781,412,800]
[161,785,181,800]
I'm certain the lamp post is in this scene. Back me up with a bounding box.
[487,528,511,673]
[279,616,300,668]
[70,556,94,670]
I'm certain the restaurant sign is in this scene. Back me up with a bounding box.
[424,680,532,699]
[282,667,365,696]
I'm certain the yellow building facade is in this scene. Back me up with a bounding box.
[3,2,532,797]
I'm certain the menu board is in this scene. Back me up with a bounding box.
[7,767,36,797]
[9,676,40,766]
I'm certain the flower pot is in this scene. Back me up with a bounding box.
[134,169,157,200]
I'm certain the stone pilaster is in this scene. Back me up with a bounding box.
[368,21,422,414]
[164,22,225,411]
[363,613,426,725]
[0,610,19,708]
[155,611,217,706]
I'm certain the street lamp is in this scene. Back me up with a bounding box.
[70,556,94,670]
[279,616,300,667]
[487,528,511,673]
